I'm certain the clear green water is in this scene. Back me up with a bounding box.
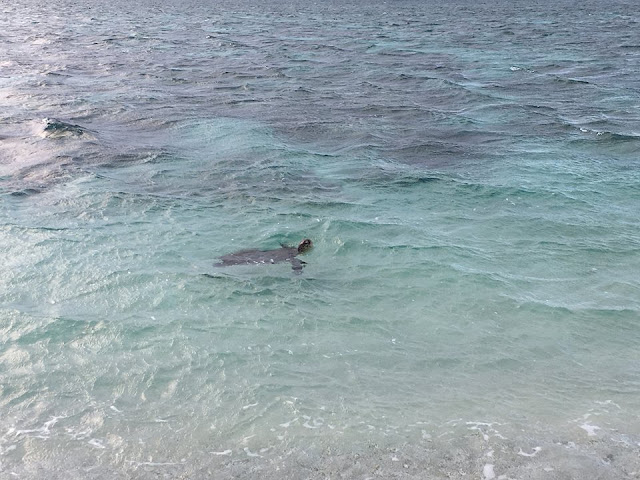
[1,0,640,478]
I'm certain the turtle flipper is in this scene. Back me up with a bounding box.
[290,258,306,274]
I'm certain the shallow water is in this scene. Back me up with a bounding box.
[1,0,640,478]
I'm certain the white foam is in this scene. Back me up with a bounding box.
[244,447,262,458]
[580,423,600,436]
[517,447,541,457]
[11,416,63,439]
[129,460,181,467]
[595,400,621,410]
[64,427,92,440]
[1,445,17,454]
[88,438,106,449]
[242,402,258,410]
[43,417,59,431]
[466,421,507,441]
[211,449,232,456]
[483,463,496,480]
[303,417,324,429]
[466,421,496,427]
[279,418,298,428]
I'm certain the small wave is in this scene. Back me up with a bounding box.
[570,128,640,151]
[552,76,591,85]
[510,298,640,317]
[578,130,640,142]
[9,187,42,197]
[385,141,468,166]
[96,150,170,170]
[359,172,441,189]
[449,179,542,200]
[41,118,95,140]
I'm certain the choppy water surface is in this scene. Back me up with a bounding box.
[1,0,640,478]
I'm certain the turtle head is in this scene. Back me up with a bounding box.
[297,238,313,253]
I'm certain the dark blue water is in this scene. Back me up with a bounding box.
[1,0,639,478]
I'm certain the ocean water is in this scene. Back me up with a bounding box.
[1,0,639,477]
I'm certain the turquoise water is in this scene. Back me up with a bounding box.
[1,0,640,478]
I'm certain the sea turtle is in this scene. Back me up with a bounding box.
[214,238,313,273]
